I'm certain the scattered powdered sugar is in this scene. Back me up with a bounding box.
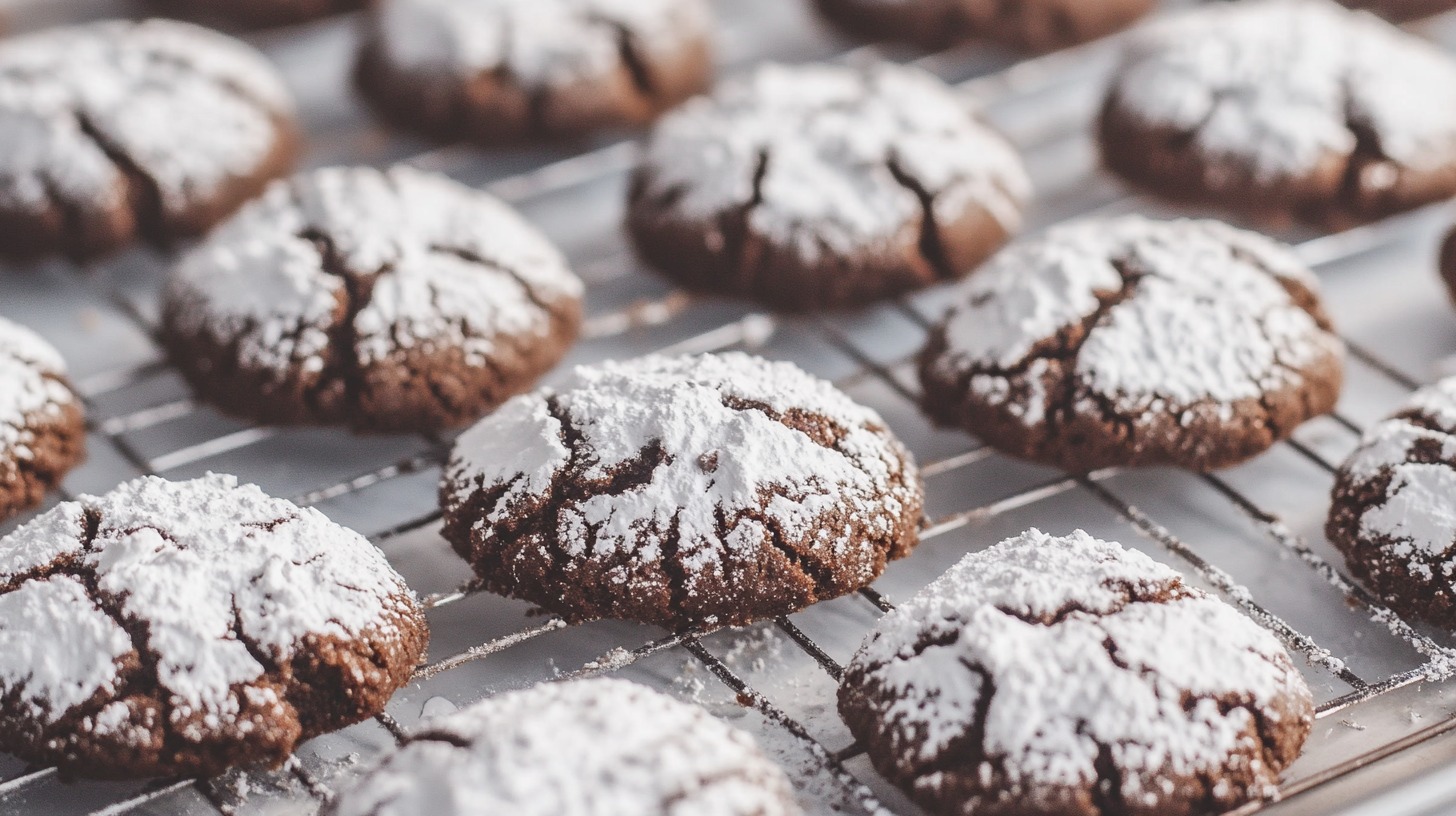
[1112,0,1456,180]
[932,215,1340,422]
[448,352,909,584]
[166,165,582,374]
[844,529,1311,807]
[637,61,1029,262]
[1340,377,1456,577]
[326,678,802,816]
[0,19,293,216]
[374,0,710,86]
[0,317,74,456]
[0,473,417,729]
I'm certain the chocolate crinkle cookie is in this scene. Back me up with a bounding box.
[0,19,297,262]
[813,0,1155,53]
[161,165,583,434]
[1099,0,1456,230]
[326,678,803,816]
[0,473,428,779]
[442,352,923,630]
[919,216,1345,472]
[840,529,1315,816]
[0,318,84,522]
[1327,377,1456,629]
[147,0,366,28]
[1336,0,1456,21]
[629,62,1028,311]
[355,0,712,145]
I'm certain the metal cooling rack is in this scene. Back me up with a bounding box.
[6,0,1456,813]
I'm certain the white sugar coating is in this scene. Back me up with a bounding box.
[448,352,911,580]
[1340,377,1456,576]
[0,19,293,216]
[846,529,1309,801]
[0,473,418,725]
[638,61,1030,261]
[328,678,801,816]
[932,215,1338,421]
[0,317,75,458]
[1112,0,1456,180]
[374,0,710,86]
[166,165,582,373]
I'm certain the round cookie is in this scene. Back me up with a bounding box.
[161,165,583,434]
[1099,0,1456,230]
[812,0,1155,53]
[441,352,923,630]
[326,678,803,816]
[628,61,1029,311]
[0,318,84,522]
[148,0,367,28]
[1326,377,1456,629]
[919,216,1345,472]
[355,0,713,145]
[0,473,428,779]
[839,529,1315,816]
[0,19,297,261]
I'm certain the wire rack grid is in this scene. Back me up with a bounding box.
[5,0,1456,814]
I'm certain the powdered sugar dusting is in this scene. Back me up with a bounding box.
[1111,0,1456,180]
[843,529,1311,809]
[0,19,293,217]
[0,473,418,729]
[166,165,582,374]
[637,61,1029,261]
[374,0,710,86]
[328,678,801,816]
[0,317,76,457]
[932,216,1340,423]
[447,352,915,609]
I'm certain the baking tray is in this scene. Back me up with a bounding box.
[5,0,1456,813]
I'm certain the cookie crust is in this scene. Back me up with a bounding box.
[355,0,713,145]
[161,165,583,434]
[839,529,1315,816]
[0,19,298,261]
[441,352,923,629]
[1098,0,1456,230]
[919,216,1344,472]
[0,474,428,779]
[628,61,1029,311]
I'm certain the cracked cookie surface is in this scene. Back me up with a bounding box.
[1099,0,1456,229]
[355,0,712,145]
[148,0,367,28]
[0,318,84,522]
[627,61,1029,311]
[161,165,583,434]
[839,529,1314,816]
[441,352,923,629]
[919,216,1344,472]
[327,678,803,816]
[1327,377,1456,629]
[812,0,1154,53]
[0,473,428,779]
[0,19,297,261]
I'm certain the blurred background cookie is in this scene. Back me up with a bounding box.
[1099,0,1456,230]
[812,0,1155,52]
[162,165,583,434]
[355,0,713,145]
[148,0,365,28]
[0,318,83,522]
[628,61,1028,311]
[0,19,297,261]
